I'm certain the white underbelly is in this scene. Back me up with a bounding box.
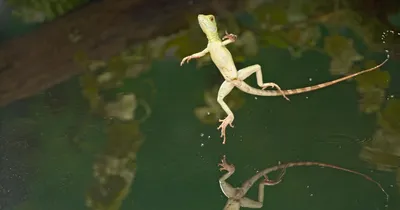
[208,44,238,80]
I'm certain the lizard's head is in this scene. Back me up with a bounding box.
[198,14,218,35]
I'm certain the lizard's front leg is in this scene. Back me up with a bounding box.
[216,81,235,144]
[222,30,237,46]
[180,48,209,66]
[218,155,237,198]
[237,64,290,101]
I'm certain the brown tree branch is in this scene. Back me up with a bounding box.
[0,0,238,107]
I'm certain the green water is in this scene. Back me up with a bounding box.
[1,46,399,210]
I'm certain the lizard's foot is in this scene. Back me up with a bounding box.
[260,82,290,101]
[222,30,237,42]
[181,53,202,66]
[218,155,235,172]
[262,166,287,186]
[217,114,234,144]
[262,174,283,186]
[180,55,193,66]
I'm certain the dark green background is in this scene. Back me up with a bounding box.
[2,46,398,210]
[1,3,399,209]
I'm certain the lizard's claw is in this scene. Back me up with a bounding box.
[180,55,193,66]
[222,30,237,42]
[261,82,290,101]
[217,114,234,144]
[218,155,235,172]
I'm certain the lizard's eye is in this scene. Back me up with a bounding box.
[210,16,214,21]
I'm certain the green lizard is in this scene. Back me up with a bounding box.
[180,14,390,144]
[218,155,388,210]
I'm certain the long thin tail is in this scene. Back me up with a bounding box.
[241,161,389,204]
[234,54,389,97]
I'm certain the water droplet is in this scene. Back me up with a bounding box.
[207,112,210,115]
[200,133,204,137]
[200,143,204,147]
[309,78,312,81]
[254,97,258,100]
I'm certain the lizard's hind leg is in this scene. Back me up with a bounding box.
[218,155,237,198]
[239,182,266,208]
[217,81,235,144]
[238,64,289,100]
[239,171,285,209]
